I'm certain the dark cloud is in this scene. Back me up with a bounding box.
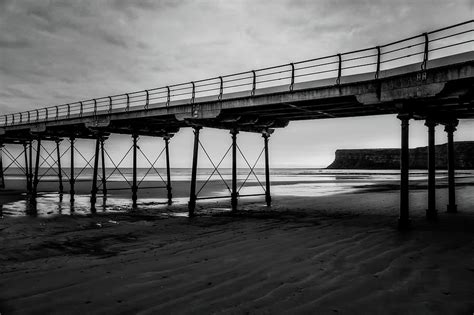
[98,30,130,49]
[111,0,186,12]
[0,86,36,100]
[0,35,31,49]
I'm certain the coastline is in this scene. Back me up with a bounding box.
[1,169,474,217]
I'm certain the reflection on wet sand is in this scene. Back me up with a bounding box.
[1,169,473,218]
[1,192,193,218]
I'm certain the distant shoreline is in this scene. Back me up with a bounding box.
[327,141,474,169]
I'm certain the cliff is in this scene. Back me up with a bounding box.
[327,141,474,169]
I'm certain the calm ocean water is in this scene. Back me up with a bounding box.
[4,167,473,182]
[1,168,473,217]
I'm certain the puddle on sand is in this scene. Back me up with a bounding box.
[0,193,191,218]
[0,181,364,218]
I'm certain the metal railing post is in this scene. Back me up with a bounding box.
[93,99,97,116]
[145,90,149,109]
[375,46,381,79]
[218,76,223,100]
[190,82,195,104]
[251,70,256,96]
[108,96,113,113]
[336,53,342,85]
[421,32,429,71]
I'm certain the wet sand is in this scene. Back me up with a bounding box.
[1,184,474,314]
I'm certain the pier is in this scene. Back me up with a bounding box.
[0,21,473,229]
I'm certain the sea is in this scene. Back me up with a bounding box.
[1,168,473,217]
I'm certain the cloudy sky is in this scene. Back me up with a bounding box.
[1,0,473,168]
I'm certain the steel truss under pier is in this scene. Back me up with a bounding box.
[1,20,473,228]
[187,127,271,216]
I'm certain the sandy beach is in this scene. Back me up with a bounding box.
[1,182,473,314]
[1,2,472,314]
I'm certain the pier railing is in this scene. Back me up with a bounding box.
[2,20,472,127]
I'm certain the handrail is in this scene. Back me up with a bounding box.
[1,20,472,127]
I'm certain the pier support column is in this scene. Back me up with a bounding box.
[263,131,272,207]
[188,126,201,217]
[23,142,30,192]
[32,138,42,200]
[425,119,437,220]
[165,136,172,205]
[398,114,411,229]
[231,129,239,212]
[100,137,107,197]
[0,144,4,189]
[90,137,100,213]
[132,134,138,209]
[445,120,458,213]
[55,139,63,195]
[28,140,33,194]
[69,137,75,203]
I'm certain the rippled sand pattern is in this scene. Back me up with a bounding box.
[1,197,473,314]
